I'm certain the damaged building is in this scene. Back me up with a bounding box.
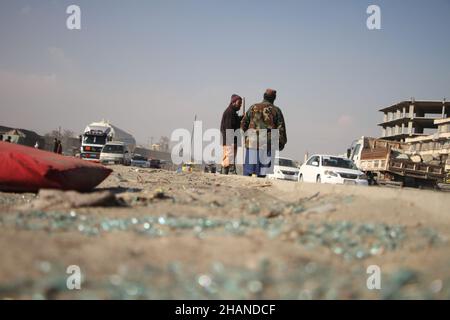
[379,99,449,141]
[378,99,450,174]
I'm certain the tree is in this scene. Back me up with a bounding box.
[62,129,75,139]
[44,130,61,139]
[44,129,76,139]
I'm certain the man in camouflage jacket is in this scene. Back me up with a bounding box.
[240,89,287,177]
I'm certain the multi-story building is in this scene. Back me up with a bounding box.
[378,99,449,141]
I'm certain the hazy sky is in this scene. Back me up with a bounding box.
[1,0,449,160]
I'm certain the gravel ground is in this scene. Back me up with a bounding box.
[0,165,449,299]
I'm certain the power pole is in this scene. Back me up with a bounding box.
[191,115,197,163]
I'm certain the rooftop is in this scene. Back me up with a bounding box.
[379,100,449,113]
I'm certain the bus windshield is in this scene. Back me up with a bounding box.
[83,135,106,145]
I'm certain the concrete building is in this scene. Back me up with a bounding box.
[379,99,450,141]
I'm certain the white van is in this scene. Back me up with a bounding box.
[100,142,131,165]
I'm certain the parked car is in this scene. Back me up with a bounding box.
[149,158,161,169]
[99,141,131,165]
[267,157,299,181]
[299,154,368,185]
[131,154,150,168]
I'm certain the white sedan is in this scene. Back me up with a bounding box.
[267,157,299,181]
[298,155,368,185]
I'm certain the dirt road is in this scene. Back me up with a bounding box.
[0,166,449,299]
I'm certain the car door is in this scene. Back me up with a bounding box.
[310,155,322,182]
[303,156,320,182]
[313,156,323,182]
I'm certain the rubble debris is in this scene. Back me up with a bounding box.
[151,188,173,201]
[421,155,434,163]
[303,203,336,215]
[410,155,422,163]
[0,193,36,208]
[248,203,261,214]
[305,192,320,201]
[18,189,123,210]
[115,173,128,183]
[0,260,448,300]
[136,175,144,184]
[281,221,446,261]
[1,210,445,262]
[395,154,410,160]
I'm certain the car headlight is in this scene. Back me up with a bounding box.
[324,170,338,177]
[358,174,368,180]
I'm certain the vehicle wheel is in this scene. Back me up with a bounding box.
[316,175,321,183]
[298,174,303,182]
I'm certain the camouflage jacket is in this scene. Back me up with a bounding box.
[240,100,287,151]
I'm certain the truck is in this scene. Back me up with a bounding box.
[80,120,136,161]
[347,136,445,188]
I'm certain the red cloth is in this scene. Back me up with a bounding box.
[0,141,112,192]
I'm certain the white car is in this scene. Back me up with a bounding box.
[267,157,299,181]
[299,154,368,185]
[100,141,132,166]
